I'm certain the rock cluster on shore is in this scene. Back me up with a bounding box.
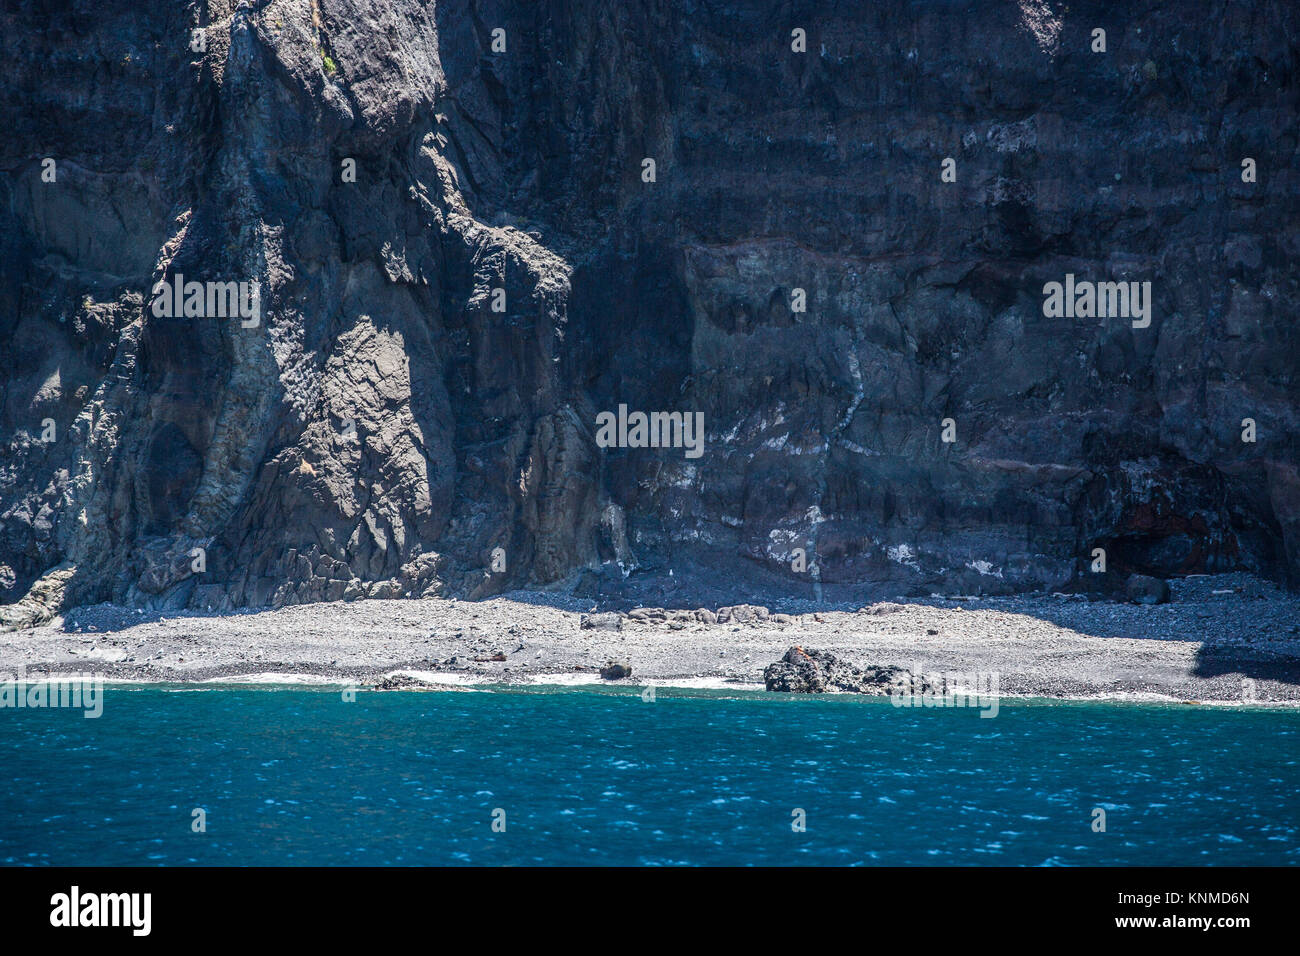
[577,583,1193,639]
[583,604,787,632]
[765,645,915,695]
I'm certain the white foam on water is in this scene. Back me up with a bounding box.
[201,672,341,685]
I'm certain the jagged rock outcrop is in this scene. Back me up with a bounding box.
[2,1,1298,623]
[764,645,914,694]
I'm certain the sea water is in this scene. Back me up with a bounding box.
[1,685,1297,866]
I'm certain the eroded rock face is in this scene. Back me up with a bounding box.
[1,1,1298,622]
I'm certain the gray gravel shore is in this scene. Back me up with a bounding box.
[2,573,1298,703]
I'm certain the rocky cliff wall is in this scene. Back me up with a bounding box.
[1,0,1297,624]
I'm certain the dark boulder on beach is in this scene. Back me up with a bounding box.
[600,661,632,680]
[1126,574,1171,605]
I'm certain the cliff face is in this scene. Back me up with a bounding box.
[2,0,1298,624]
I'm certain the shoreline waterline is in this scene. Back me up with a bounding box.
[4,673,1299,710]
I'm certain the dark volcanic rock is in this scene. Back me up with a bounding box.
[599,661,632,680]
[1126,574,1171,605]
[372,674,432,691]
[1,2,1298,625]
[764,646,906,694]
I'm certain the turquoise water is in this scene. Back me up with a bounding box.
[2,685,1298,866]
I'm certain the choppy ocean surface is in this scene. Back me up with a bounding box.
[2,685,1297,866]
